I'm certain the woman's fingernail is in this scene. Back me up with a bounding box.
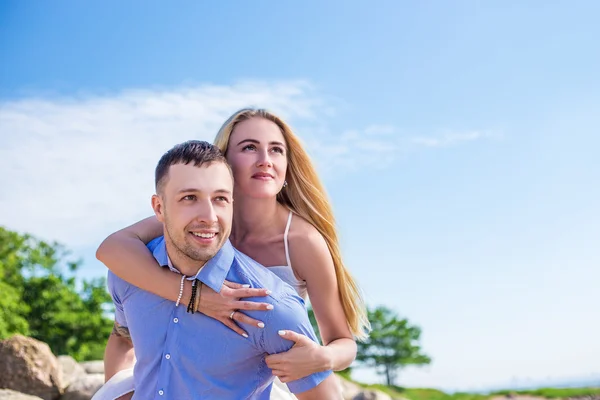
[278,330,286,336]
[242,284,251,288]
[242,333,248,338]
[265,290,272,295]
[258,322,265,328]
[266,305,274,310]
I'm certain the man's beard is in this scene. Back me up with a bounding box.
[164,220,220,263]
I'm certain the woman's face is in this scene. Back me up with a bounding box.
[226,117,288,199]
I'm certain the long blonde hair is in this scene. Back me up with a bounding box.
[214,108,371,340]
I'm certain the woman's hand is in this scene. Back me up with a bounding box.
[199,280,273,337]
[264,330,333,382]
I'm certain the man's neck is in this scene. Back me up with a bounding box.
[164,240,207,277]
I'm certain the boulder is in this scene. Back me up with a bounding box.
[57,356,87,391]
[60,374,104,400]
[0,335,63,400]
[78,361,104,375]
[0,389,44,400]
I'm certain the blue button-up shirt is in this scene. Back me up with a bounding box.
[108,237,331,399]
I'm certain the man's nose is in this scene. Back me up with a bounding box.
[195,201,218,224]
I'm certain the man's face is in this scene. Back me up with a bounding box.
[153,162,233,267]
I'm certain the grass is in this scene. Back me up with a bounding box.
[400,388,488,400]
[490,387,600,398]
[336,374,600,400]
[346,384,490,400]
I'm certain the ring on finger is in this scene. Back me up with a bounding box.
[229,310,237,320]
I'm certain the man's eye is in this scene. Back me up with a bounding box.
[182,195,196,201]
[215,196,229,203]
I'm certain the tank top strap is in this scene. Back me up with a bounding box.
[283,211,293,268]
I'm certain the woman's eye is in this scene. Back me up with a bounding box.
[242,144,256,151]
[271,146,284,154]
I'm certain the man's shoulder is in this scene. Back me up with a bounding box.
[230,249,300,301]
[106,270,125,299]
[147,236,165,252]
[268,292,309,324]
[106,270,137,300]
[230,248,271,280]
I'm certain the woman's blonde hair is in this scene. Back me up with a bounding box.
[214,108,371,340]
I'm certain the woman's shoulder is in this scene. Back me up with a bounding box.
[286,213,334,279]
[287,213,326,249]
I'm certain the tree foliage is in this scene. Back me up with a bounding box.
[308,304,430,385]
[0,226,113,360]
[357,306,431,386]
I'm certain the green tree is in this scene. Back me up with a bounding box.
[0,228,34,338]
[357,306,431,386]
[0,226,113,360]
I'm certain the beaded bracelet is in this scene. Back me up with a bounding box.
[187,279,199,314]
[193,281,203,313]
[175,274,186,307]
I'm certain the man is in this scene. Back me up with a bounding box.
[102,140,341,399]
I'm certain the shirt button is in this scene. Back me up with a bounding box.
[173,318,179,323]
[158,390,164,396]
[165,354,171,360]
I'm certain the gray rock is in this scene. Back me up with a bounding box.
[78,361,104,375]
[57,356,87,391]
[0,335,63,400]
[60,374,104,400]
[0,389,44,400]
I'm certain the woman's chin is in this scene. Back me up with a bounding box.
[240,189,279,200]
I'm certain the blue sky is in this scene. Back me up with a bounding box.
[1,0,599,391]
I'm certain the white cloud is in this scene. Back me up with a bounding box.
[0,81,397,247]
[412,130,499,147]
[0,81,494,248]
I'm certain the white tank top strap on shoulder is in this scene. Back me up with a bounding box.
[283,210,293,270]
[267,210,308,300]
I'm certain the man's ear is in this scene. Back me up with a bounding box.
[151,194,165,223]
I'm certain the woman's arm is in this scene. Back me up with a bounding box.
[96,216,167,288]
[265,226,357,382]
[96,217,273,336]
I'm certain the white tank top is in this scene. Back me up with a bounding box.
[268,211,308,300]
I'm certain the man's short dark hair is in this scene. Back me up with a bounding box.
[155,140,230,194]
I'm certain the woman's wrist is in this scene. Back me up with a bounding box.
[179,280,192,307]
[319,345,335,371]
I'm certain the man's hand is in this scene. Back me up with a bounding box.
[199,280,273,337]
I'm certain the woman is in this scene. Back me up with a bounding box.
[96,108,370,398]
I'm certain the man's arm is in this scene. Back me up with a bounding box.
[260,296,340,398]
[104,321,135,382]
[105,271,135,382]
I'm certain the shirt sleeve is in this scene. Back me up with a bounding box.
[259,295,332,394]
[107,271,128,327]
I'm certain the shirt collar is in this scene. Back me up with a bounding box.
[151,237,235,293]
